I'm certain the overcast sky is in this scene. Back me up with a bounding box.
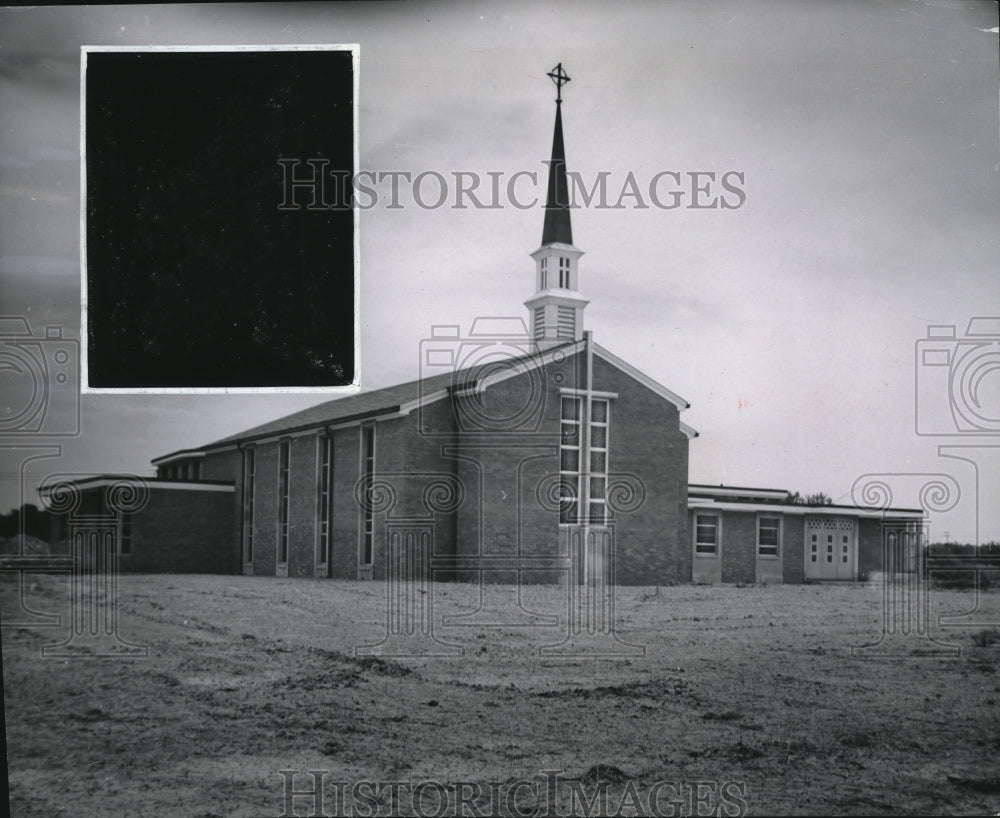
[0,0,997,542]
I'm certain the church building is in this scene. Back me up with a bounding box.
[47,64,924,586]
[150,64,696,585]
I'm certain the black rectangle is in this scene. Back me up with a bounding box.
[84,47,356,389]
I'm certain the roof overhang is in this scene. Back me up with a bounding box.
[530,242,584,261]
[689,484,789,501]
[38,474,235,496]
[151,449,207,466]
[523,291,589,310]
[688,499,924,519]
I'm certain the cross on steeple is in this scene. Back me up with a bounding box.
[547,63,570,104]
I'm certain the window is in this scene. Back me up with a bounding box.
[695,514,719,555]
[588,399,609,524]
[361,426,375,565]
[277,441,290,564]
[317,435,333,565]
[559,397,580,524]
[118,512,132,555]
[540,257,548,289]
[559,256,570,288]
[559,397,609,525]
[242,448,255,564]
[757,515,781,557]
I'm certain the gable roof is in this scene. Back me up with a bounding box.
[156,335,694,458]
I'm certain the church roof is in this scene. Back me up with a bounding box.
[158,335,694,457]
[191,340,579,452]
[199,370,459,450]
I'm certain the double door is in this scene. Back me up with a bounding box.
[805,517,855,580]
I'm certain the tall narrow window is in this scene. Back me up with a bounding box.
[757,515,781,557]
[588,399,609,524]
[277,440,290,564]
[559,397,610,525]
[118,512,132,555]
[242,448,255,564]
[540,257,548,289]
[559,397,581,524]
[559,256,570,288]
[695,514,719,555]
[318,435,333,566]
[361,426,375,565]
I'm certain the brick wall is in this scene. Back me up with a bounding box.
[184,339,691,585]
[782,514,805,584]
[719,511,756,584]
[118,487,234,573]
[857,518,883,581]
[590,354,689,586]
[330,425,360,579]
[286,435,320,578]
[203,449,243,573]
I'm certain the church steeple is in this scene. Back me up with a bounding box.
[541,64,572,246]
[526,63,588,352]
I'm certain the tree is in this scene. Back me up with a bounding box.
[784,491,834,506]
[0,504,52,540]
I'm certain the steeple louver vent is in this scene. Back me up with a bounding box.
[557,307,575,338]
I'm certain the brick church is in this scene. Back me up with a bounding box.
[149,65,696,586]
[47,65,924,585]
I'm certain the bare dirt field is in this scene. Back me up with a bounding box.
[2,573,999,816]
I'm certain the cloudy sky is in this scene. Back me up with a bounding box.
[0,0,997,542]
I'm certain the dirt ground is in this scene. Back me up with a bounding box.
[2,573,999,816]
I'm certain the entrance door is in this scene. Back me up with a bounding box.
[805,518,855,581]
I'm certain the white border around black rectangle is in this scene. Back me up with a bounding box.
[79,43,361,395]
